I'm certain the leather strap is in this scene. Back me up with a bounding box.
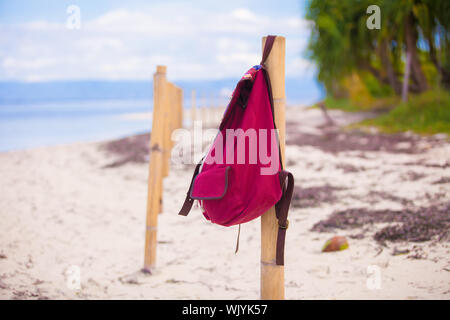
[275,170,294,265]
[235,224,241,254]
[260,36,284,170]
[178,162,202,216]
[260,35,276,67]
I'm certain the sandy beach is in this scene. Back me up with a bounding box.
[0,107,449,300]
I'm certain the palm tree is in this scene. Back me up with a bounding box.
[305,0,449,98]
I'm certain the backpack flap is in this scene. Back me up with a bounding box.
[190,166,231,200]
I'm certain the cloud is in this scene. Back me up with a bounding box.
[219,87,233,98]
[288,57,316,77]
[0,5,312,82]
[231,8,257,21]
[216,53,260,66]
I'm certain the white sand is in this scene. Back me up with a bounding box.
[0,108,449,299]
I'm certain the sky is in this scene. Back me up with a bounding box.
[0,0,314,82]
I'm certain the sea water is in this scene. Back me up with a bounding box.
[0,78,323,151]
[0,99,153,151]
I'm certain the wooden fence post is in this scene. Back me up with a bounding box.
[170,83,178,146]
[209,93,214,125]
[202,94,207,126]
[163,82,175,178]
[177,86,183,129]
[215,93,221,125]
[215,93,222,125]
[260,36,286,300]
[191,90,196,128]
[143,65,167,273]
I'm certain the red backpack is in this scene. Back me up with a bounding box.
[178,35,294,265]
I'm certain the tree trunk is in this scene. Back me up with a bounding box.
[317,101,335,126]
[402,51,411,102]
[361,62,421,94]
[404,13,428,92]
[361,63,388,86]
[427,34,450,89]
[379,39,402,95]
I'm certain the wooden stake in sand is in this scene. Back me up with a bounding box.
[260,36,286,300]
[163,82,175,178]
[210,93,215,125]
[169,83,178,147]
[163,82,183,175]
[176,86,183,129]
[202,94,207,126]
[143,65,167,273]
[191,90,196,128]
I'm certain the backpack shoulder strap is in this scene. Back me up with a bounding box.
[275,170,294,265]
[260,35,284,169]
[261,35,293,265]
[260,35,276,67]
[178,161,202,216]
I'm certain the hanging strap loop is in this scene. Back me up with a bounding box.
[178,161,202,216]
[275,170,294,265]
[260,35,276,68]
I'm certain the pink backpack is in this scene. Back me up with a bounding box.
[178,36,294,265]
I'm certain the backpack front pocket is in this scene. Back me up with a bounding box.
[190,166,231,200]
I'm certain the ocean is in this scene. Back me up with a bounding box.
[0,78,323,151]
[0,99,153,151]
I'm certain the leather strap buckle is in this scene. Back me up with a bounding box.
[279,219,289,230]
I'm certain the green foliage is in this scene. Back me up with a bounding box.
[306,1,450,135]
[323,94,400,113]
[322,97,362,112]
[360,90,450,135]
[305,1,369,90]
[305,0,450,95]
[359,71,393,98]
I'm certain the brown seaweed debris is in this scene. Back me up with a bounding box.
[402,160,450,169]
[335,163,366,173]
[432,177,450,184]
[292,185,345,208]
[286,122,445,154]
[400,170,426,182]
[311,202,450,243]
[365,191,414,206]
[100,132,150,168]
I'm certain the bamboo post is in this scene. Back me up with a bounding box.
[176,86,183,129]
[215,93,221,125]
[191,90,196,128]
[216,94,221,125]
[213,93,219,125]
[201,95,207,126]
[209,93,214,125]
[169,83,177,146]
[143,65,167,273]
[260,36,286,300]
[163,82,175,177]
